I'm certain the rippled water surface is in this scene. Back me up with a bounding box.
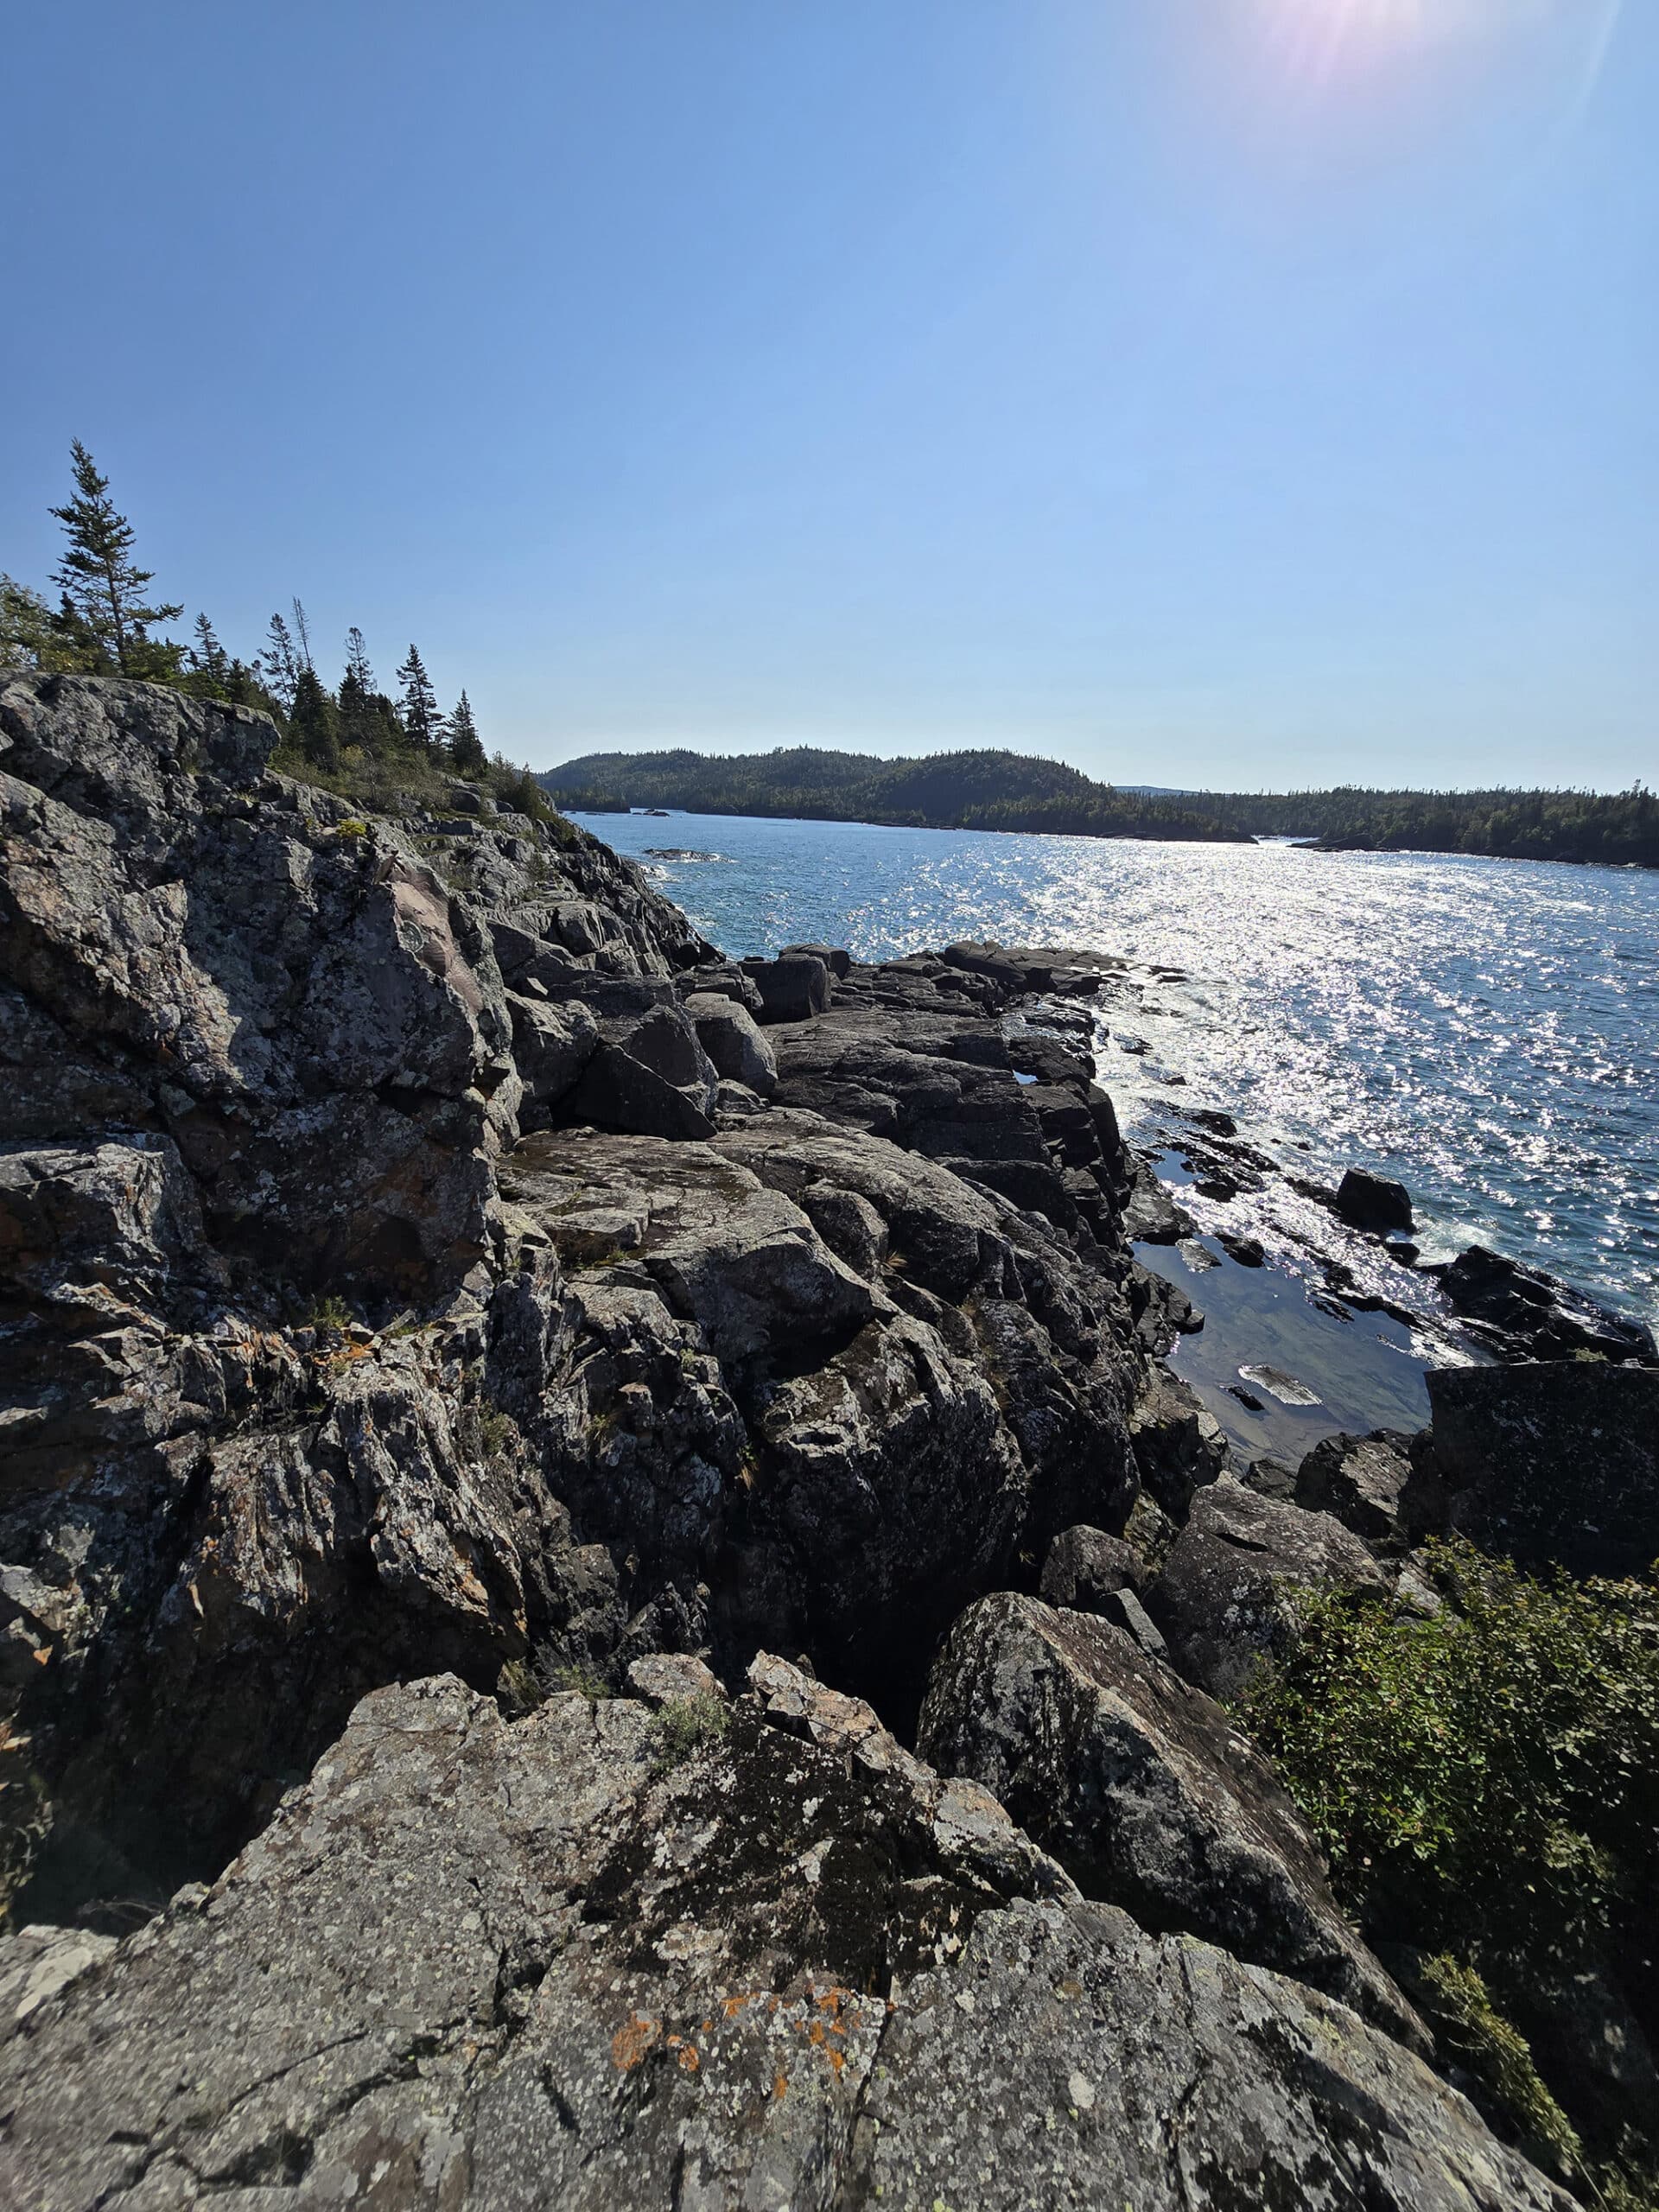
[575,810,1659,1324]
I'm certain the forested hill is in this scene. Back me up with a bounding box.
[543,747,1659,867]
[540,747,1252,843]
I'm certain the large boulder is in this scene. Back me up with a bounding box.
[1427,1362,1659,1576]
[743,951,830,1023]
[918,1592,1421,2046]
[1147,1476,1387,1700]
[1295,1427,1441,1551]
[1337,1168,1414,1233]
[1039,1522,1149,1608]
[683,989,777,1096]
[0,1666,1568,2211]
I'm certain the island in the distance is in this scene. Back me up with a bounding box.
[544,743,1659,868]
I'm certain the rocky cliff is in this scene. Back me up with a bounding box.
[0,676,1625,2207]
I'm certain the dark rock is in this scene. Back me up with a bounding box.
[0,1665,1565,2212]
[1007,1030,1095,1086]
[743,952,831,1023]
[1039,1523,1148,1609]
[918,1594,1423,2044]
[563,1038,715,1141]
[506,990,599,1122]
[1122,1158,1192,1244]
[1147,1477,1386,1700]
[779,939,850,978]
[1218,1229,1266,1266]
[1437,1245,1656,1365]
[1296,1428,1442,1551]
[1127,1367,1227,1517]
[1337,1168,1415,1234]
[1243,1454,1300,1501]
[683,990,777,1096]
[1427,1362,1659,1576]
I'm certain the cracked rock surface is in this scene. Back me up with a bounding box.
[0,1664,1569,2212]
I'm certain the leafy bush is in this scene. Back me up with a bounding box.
[1414,1954,1582,2180]
[1237,1539,1659,1957]
[1239,1540,1659,2201]
[648,1694,729,1775]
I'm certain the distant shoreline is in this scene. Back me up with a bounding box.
[565,798,1659,872]
[545,745,1659,870]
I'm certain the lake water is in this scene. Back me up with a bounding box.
[573,809,1659,1331]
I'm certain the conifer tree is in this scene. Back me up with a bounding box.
[345,626,375,696]
[290,597,315,672]
[262,612,300,714]
[0,575,88,674]
[289,667,340,772]
[448,689,486,776]
[190,613,229,693]
[397,644,444,753]
[50,441,183,676]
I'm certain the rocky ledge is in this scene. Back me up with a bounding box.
[0,676,1644,2206]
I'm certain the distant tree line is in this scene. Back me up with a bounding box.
[543,746,1253,844]
[1178,785,1658,868]
[1,442,547,817]
[544,747,1658,868]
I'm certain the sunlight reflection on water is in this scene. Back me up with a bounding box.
[575,810,1659,1323]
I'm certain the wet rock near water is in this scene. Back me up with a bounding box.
[1433,1244,1656,1367]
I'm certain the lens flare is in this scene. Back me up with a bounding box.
[1243,0,1621,87]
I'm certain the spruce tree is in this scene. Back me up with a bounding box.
[345,626,375,696]
[289,667,340,772]
[448,689,486,776]
[50,441,183,677]
[189,613,230,695]
[262,613,300,714]
[0,575,91,674]
[397,644,444,753]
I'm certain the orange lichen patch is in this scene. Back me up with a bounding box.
[611,2014,659,2072]
[827,2049,845,2076]
[671,2041,700,2075]
[721,1994,755,2018]
[772,2071,788,2100]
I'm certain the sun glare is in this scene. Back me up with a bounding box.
[1247,0,1553,75]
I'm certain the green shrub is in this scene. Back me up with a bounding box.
[1238,1540,1659,2201]
[477,1405,517,1458]
[1236,1538,1659,1959]
[648,1694,729,1776]
[305,1294,353,1333]
[1415,1954,1582,2179]
[539,1657,612,1703]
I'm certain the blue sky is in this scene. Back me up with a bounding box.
[2,1,1651,788]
